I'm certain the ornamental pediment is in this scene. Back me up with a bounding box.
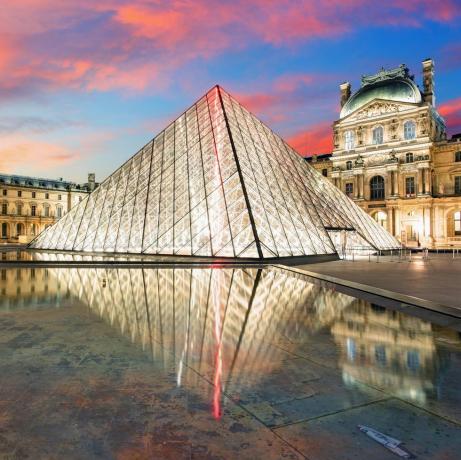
[344,99,418,122]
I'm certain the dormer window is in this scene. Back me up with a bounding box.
[372,126,383,145]
[404,120,416,140]
[345,130,355,151]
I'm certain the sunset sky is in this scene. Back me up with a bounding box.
[1,0,460,183]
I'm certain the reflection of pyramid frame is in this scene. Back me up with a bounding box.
[29,86,399,259]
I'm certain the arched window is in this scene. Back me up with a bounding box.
[374,211,387,228]
[404,120,416,140]
[370,176,385,200]
[405,152,414,163]
[372,126,384,145]
[345,130,355,150]
[455,151,461,162]
[346,160,353,170]
[455,211,461,235]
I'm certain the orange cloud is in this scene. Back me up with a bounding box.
[0,137,78,173]
[287,122,333,156]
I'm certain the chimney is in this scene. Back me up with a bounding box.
[340,82,351,108]
[422,58,435,106]
[88,173,96,192]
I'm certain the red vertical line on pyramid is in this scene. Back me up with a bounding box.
[216,86,263,258]
[206,87,236,256]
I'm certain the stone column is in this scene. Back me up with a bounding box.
[388,207,394,236]
[359,174,364,198]
[425,168,431,194]
[354,176,359,199]
[417,169,424,195]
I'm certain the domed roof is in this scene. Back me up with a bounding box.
[340,66,422,118]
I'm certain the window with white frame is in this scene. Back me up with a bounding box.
[345,130,355,150]
[404,120,416,140]
[372,126,384,145]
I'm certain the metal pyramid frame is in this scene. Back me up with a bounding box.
[29,86,399,259]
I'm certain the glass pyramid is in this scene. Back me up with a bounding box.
[29,86,400,259]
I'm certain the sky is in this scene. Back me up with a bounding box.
[0,0,460,184]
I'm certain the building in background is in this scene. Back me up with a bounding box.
[0,173,97,244]
[308,59,461,248]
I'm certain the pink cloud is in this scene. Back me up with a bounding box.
[439,97,461,133]
[287,122,333,156]
[0,0,458,96]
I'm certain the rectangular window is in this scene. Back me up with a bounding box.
[58,194,62,200]
[17,204,22,216]
[32,191,36,198]
[57,207,62,218]
[345,182,354,197]
[44,206,50,217]
[455,176,461,195]
[2,190,6,196]
[45,192,49,199]
[405,177,415,196]
[17,190,22,197]
[1,203,7,215]
[31,205,36,216]
[322,168,328,177]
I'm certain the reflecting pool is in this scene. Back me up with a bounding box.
[1,266,461,459]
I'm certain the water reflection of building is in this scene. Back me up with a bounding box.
[331,303,438,403]
[0,267,66,308]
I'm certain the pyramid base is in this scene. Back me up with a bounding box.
[23,248,339,266]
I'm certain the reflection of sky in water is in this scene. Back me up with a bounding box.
[1,265,460,413]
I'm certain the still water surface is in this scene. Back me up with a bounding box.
[1,265,461,459]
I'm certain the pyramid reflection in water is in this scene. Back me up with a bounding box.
[30,86,399,258]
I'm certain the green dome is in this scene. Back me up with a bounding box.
[340,77,422,118]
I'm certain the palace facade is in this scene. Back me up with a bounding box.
[0,173,96,244]
[308,59,461,248]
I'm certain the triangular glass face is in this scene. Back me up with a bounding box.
[30,86,399,258]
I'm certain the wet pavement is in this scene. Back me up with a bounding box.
[1,266,461,459]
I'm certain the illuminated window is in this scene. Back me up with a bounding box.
[404,120,416,140]
[455,211,461,235]
[372,126,383,145]
[345,130,355,150]
[405,177,415,195]
[405,152,413,163]
[370,176,385,200]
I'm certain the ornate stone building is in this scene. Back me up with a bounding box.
[308,59,461,247]
[0,173,96,244]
